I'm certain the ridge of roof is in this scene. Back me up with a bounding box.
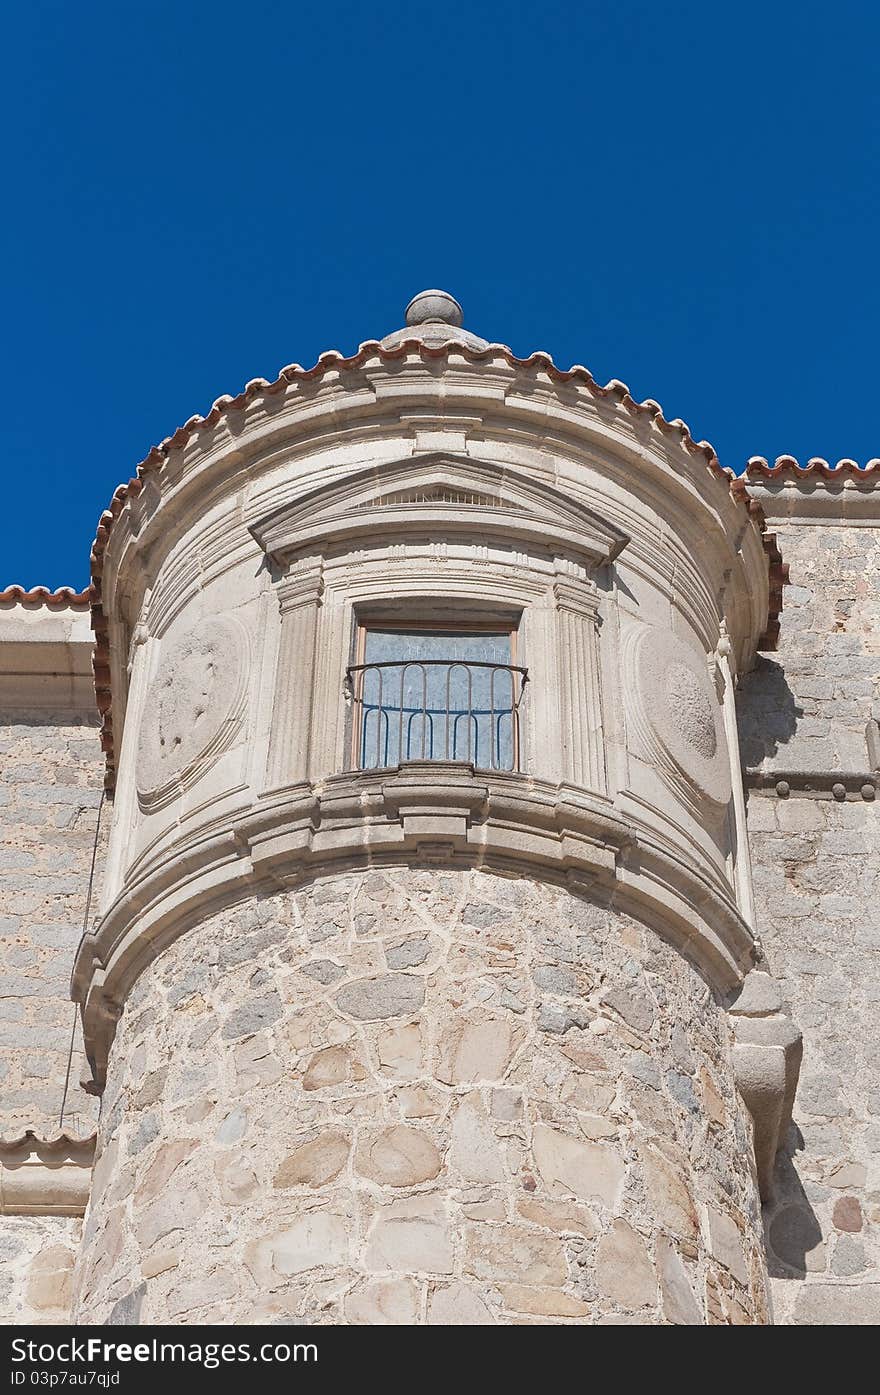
[86,337,785,787]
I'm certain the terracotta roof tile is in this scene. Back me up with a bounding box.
[745,456,880,480]
[0,1129,96,1156]
[0,585,91,607]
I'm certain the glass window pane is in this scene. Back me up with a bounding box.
[356,629,518,772]
[363,631,511,664]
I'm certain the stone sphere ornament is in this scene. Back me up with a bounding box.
[381,289,488,350]
[404,289,464,327]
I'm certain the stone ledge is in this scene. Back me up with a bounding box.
[745,721,879,802]
[746,769,878,802]
[73,765,757,1090]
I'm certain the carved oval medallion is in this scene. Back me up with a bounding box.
[137,615,248,809]
[636,629,731,808]
[665,661,718,759]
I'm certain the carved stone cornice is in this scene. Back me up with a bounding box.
[745,460,880,526]
[72,764,757,1089]
[0,1133,96,1217]
[0,603,95,712]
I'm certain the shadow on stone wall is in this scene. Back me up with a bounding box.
[762,1125,823,1280]
[737,658,803,767]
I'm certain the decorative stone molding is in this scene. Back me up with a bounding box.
[265,566,324,790]
[250,460,625,798]
[73,763,759,1088]
[746,721,880,802]
[715,624,756,929]
[250,456,630,570]
[729,972,802,1201]
[136,614,249,811]
[747,770,878,802]
[0,1133,95,1216]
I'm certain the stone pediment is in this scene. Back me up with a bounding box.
[249,455,629,568]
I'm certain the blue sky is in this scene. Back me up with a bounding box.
[2,1,878,589]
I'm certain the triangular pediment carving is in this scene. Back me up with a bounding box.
[249,454,629,568]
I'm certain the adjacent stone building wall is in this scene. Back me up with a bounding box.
[739,522,879,774]
[73,868,768,1325]
[0,602,101,1326]
[0,602,104,1140]
[739,511,880,1324]
[0,707,103,1137]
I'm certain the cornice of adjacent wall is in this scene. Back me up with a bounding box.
[0,597,96,711]
[744,456,880,525]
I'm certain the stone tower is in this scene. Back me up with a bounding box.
[29,292,880,1324]
[57,290,801,1325]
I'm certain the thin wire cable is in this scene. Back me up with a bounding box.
[58,789,106,1132]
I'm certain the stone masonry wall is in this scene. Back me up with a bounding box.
[0,1217,81,1324]
[0,710,104,1136]
[74,868,767,1325]
[739,520,880,1324]
[739,524,879,774]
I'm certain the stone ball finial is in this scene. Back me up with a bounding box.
[381,289,486,350]
[404,290,464,329]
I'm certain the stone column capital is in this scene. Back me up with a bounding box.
[553,577,601,620]
[276,562,324,614]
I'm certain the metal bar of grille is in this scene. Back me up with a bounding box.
[347,660,527,773]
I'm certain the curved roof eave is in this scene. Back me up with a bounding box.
[86,337,786,788]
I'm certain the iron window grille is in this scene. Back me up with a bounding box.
[346,657,528,772]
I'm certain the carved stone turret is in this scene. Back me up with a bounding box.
[70,295,797,1325]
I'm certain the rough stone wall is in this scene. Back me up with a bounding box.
[739,519,880,1324]
[0,1217,81,1323]
[74,868,767,1326]
[739,524,880,774]
[0,711,104,1135]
